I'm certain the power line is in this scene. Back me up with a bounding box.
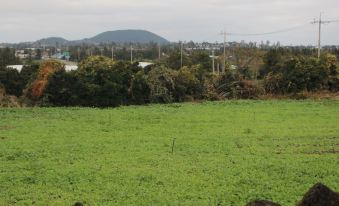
[227,24,310,36]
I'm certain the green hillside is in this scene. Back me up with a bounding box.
[89,30,169,44]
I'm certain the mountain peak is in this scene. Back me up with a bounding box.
[36,37,69,46]
[33,30,169,45]
[89,30,169,44]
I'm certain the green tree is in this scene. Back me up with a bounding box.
[166,49,191,70]
[191,51,211,71]
[174,66,202,101]
[0,67,23,96]
[146,65,177,103]
[0,48,20,67]
[44,70,80,106]
[130,70,151,104]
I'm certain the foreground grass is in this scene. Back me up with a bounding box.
[0,100,338,206]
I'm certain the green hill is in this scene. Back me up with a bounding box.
[36,37,69,46]
[88,29,169,44]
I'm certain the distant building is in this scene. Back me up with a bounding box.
[6,65,24,72]
[7,64,77,72]
[138,62,153,68]
[65,65,78,71]
[51,51,70,61]
[15,50,29,59]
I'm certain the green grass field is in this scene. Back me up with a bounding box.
[0,100,338,206]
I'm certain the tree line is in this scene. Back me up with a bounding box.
[0,48,338,107]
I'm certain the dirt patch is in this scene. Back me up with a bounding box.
[297,183,339,206]
[0,125,14,130]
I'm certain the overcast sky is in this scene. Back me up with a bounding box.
[1,0,339,45]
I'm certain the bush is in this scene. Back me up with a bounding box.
[20,64,39,89]
[174,66,202,101]
[264,72,286,94]
[0,67,23,96]
[26,60,65,100]
[0,83,5,101]
[262,55,338,94]
[322,54,339,91]
[130,70,151,105]
[76,57,140,107]
[146,66,177,103]
[233,80,263,99]
[202,74,222,101]
[44,70,80,106]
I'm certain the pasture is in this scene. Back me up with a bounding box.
[0,100,338,205]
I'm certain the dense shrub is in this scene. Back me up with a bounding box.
[0,48,20,67]
[20,64,39,88]
[174,66,202,101]
[0,83,5,100]
[44,70,80,106]
[26,60,65,100]
[322,54,339,91]
[76,57,140,107]
[165,50,191,70]
[263,54,339,94]
[130,70,151,105]
[3,52,336,107]
[217,70,262,99]
[0,67,23,96]
[202,74,222,101]
[260,49,284,78]
[264,72,286,94]
[146,65,177,103]
[0,83,21,107]
[44,57,143,107]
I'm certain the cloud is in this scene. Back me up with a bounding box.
[0,0,338,45]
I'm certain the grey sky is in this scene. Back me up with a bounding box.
[1,0,339,45]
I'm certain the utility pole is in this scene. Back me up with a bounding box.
[220,31,227,73]
[77,47,80,62]
[212,50,215,74]
[311,13,338,59]
[158,44,161,61]
[180,41,183,68]
[130,45,133,63]
[111,46,114,61]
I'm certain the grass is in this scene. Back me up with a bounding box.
[0,100,338,206]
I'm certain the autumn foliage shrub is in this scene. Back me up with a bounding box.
[26,60,65,100]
